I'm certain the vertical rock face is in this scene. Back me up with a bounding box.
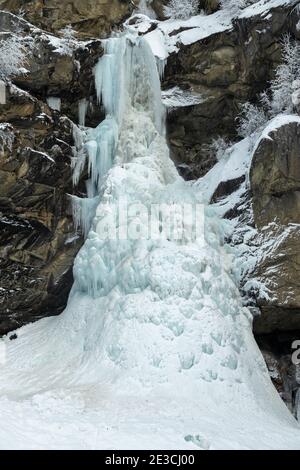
[0,87,81,334]
[0,11,103,335]
[250,120,300,334]
[151,0,220,19]
[0,0,134,37]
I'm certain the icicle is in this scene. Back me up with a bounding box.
[78,98,88,127]
[72,194,100,238]
[47,97,61,111]
[71,123,87,187]
[72,123,84,149]
[84,116,118,189]
[156,57,167,80]
[71,148,86,187]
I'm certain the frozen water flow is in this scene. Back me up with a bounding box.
[78,98,88,127]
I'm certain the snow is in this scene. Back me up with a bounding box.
[0,122,14,151]
[141,11,232,59]
[126,0,295,61]
[144,29,169,60]
[196,137,252,202]
[25,147,55,163]
[46,34,74,56]
[252,114,300,153]
[0,28,300,450]
[240,0,299,19]
[162,86,204,109]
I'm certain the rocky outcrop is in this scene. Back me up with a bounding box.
[250,119,300,334]
[0,11,103,126]
[0,10,107,334]
[151,0,219,19]
[0,84,84,335]
[0,0,134,38]
[251,121,300,228]
[209,118,300,334]
[163,1,299,177]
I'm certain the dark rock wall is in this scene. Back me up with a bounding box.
[0,9,105,335]
[250,121,300,334]
[0,86,81,334]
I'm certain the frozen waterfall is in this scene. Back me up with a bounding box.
[0,30,299,450]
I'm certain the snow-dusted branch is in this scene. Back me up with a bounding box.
[0,34,27,80]
[163,0,199,20]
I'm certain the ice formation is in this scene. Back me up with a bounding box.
[78,98,88,127]
[137,0,156,18]
[47,97,61,112]
[0,29,299,450]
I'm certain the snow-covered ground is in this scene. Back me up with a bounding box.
[0,4,300,450]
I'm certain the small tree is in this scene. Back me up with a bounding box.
[270,35,300,115]
[220,0,247,15]
[164,0,199,20]
[0,34,27,80]
[0,124,15,152]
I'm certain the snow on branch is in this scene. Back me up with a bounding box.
[271,35,300,115]
[220,0,259,17]
[163,0,199,20]
[237,35,300,139]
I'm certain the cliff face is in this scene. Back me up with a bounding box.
[250,120,300,335]
[0,0,133,38]
[0,10,103,334]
